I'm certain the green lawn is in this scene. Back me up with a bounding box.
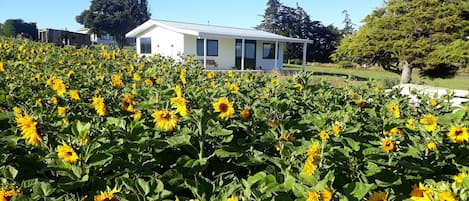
[283,64,469,90]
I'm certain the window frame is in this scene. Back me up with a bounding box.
[140,37,152,54]
[262,43,277,59]
[197,39,218,56]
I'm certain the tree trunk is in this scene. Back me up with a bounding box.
[400,60,412,84]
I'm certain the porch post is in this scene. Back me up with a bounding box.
[302,42,307,72]
[274,41,279,69]
[241,39,245,71]
[203,38,207,69]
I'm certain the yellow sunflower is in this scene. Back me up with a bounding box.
[319,130,330,142]
[69,90,80,100]
[438,191,456,201]
[0,61,4,72]
[447,126,469,144]
[91,97,107,116]
[410,183,432,201]
[426,141,437,151]
[406,119,416,130]
[94,188,120,201]
[321,189,333,201]
[453,172,468,184]
[332,123,341,135]
[57,107,67,116]
[207,71,215,79]
[307,191,320,201]
[367,191,387,201]
[429,99,438,107]
[381,138,395,153]
[388,103,400,118]
[152,110,179,131]
[16,112,42,146]
[226,195,238,201]
[0,188,21,201]
[57,143,79,163]
[356,99,366,107]
[213,97,235,120]
[420,114,437,132]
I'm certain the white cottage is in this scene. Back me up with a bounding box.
[125,19,311,71]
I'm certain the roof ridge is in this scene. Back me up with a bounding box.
[153,19,261,32]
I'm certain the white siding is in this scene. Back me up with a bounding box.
[137,26,184,59]
[256,41,284,70]
[184,35,236,70]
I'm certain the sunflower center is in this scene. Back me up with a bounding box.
[162,112,171,119]
[219,103,228,112]
[455,130,463,136]
[66,151,73,157]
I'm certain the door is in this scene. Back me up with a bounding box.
[235,39,256,70]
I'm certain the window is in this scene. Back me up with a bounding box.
[140,37,151,54]
[263,43,276,59]
[197,39,218,56]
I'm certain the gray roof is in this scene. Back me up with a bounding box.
[126,19,311,43]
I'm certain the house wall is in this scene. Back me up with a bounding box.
[184,35,236,70]
[255,40,284,70]
[137,26,184,59]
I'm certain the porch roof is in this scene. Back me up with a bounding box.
[126,19,312,43]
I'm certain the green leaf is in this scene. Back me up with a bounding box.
[10,195,33,201]
[213,149,242,158]
[106,117,126,129]
[283,173,296,191]
[343,182,375,200]
[72,121,91,137]
[86,153,112,168]
[462,176,469,189]
[166,134,191,147]
[0,165,18,180]
[32,182,53,197]
[343,137,360,151]
[247,171,267,186]
[137,178,150,195]
[208,127,233,137]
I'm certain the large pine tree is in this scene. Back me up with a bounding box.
[333,0,469,83]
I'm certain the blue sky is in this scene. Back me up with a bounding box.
[0,0,384,32]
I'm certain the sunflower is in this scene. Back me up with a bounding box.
[410,183,432,201]
[92,97,107,116]
[144,79,153,86]
[321,189,333,201]
[302,156,318,176]
[120,95,137,112]
[367,191,387,201]
[406,119,416,130]
[51,96,59,105]
[213,97,235,120]
[356,99,366,107]
[69,90,80,100]
[152,110,178,131]
[420,114,437,132]
[332,123,341,135]
[16,112,42,146]
[447,126,469,144]
[228,83,239,94]
[426,141,437,151]
[57,107,66,116]
[0,61,4,72]
[429,99,438,107]
[438,191,456,201]
[52,79,67,97]
[170,96,190,117]
[133,73,141,81]
[240,108,251,119]
[381,138,395,153]
[388,103,400,118]
[0,188,21,201]
[207,71,215,79]
[307,191,320,201]
[453,172,468,184]
[94,188,120,201]
[110,75,124,88]
[319,130,330,142]
[294,83,304,91]
[226,195,238,201]
[57,143,79,163]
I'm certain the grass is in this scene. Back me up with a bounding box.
[283,64,469,90]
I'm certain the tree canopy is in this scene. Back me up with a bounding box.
[257,0,341,63]
[76,0,151,48]
[333,0,469,83]
[0,19,38,40]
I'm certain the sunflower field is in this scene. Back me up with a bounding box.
[1,36,469,201]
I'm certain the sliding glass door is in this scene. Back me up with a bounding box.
[235,39,256,70]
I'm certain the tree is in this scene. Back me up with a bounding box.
[257,1,341,63]
[76,0,151,48]
[333,0,469,84]
[1,19,38,40]
[341,10,355,37]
